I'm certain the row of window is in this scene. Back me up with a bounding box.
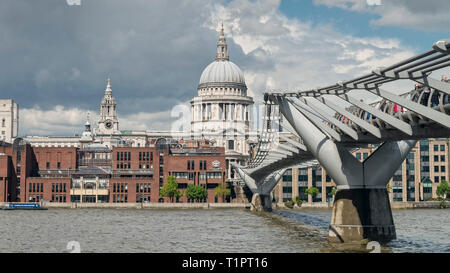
[136,194,151,203]
[52,194,67,203]
[434,155,446,162]
[283,174,332,183]
[112,183,128,193]
[112,194,128,203]
[138,152,153,161]
[117,152,131,161]
[187,160,209,170]
[434,176,447,183]
[434,166,446,173]
[42,162,62,169]
[52,183,67,193]
[433,145,446,152]
[116,162,131,169]
[138,163,152,169]
[172,172,222,180]
[29,183,44,193]
[136,183,151,193]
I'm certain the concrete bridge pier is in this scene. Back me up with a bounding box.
[276,96,417,243]
[329,188,395,243]
[250,193,273,212]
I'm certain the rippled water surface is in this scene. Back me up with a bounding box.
[0,208,448,253]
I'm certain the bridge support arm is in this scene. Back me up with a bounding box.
[231,163,287,212]
[275,95,418,243]
[231,163,259,194]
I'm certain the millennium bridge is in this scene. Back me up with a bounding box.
[232,39,450,243]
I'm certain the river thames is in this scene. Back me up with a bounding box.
[0,208,449,253]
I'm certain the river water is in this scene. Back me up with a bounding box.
[0,208,448,253]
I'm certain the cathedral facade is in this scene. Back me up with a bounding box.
[190,24,257,184]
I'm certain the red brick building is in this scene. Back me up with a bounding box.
[0,138,228,204]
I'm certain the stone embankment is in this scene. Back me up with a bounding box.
[0,202,251,209]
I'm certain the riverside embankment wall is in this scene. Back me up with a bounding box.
[0,202,251,209]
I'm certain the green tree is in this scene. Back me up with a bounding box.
[436,180,449,199]
[305,187,320,198]
[159,176,184,203]
[186,185,208,202]
[214,182,231,202]
[436,180,449,209]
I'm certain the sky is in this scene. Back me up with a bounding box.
[0,0,449,136]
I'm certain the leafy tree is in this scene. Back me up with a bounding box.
[305,187,320,197]
[436,180,449,199]
[159,176,184,203]
[214,182,231,202]
[186,185,208,202]
[436,180,449,209]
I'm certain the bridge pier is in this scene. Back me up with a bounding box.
[250,193,273,212]
[329,188,395,243]
[232,163,287,212]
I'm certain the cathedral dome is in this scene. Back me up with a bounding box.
[199,60,245,86]
[198,23,246,88]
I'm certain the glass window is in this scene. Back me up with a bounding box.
[440,145,445,151]
[434,145,438,151]
[435,166,439,172]
[434,155,439,162]
[228,140,234,150]
[441,166,445,172]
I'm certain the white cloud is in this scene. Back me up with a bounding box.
[20,104,184,136]
[313,0,450,31]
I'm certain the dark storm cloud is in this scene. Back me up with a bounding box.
[0,0,255,117]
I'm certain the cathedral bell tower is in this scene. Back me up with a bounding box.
[96,78,120,135]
